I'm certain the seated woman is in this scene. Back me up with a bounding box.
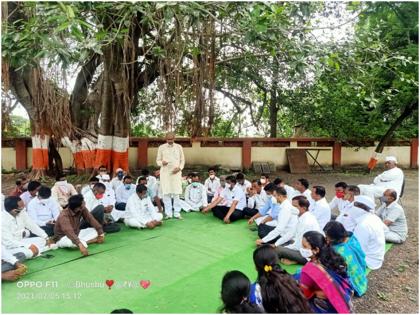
[324,221,368,297]
[220,270,261,313]
[250,245,311,313]
[299,231,353,313]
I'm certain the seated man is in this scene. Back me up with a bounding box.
[255,187,299,246]
[111,168,125,191]
[358,156,404,200]
[51,174,78,209]
[329,182,348,219]
[204,167,221,204]
[235,173,252,195]
[350,196,385,270]
[183,173,208,212]
[19,181,41,207]
[2,196,55,260]
[336,185,360,232]
[309,185,331,230]
[2,245,27,282]
[259,173,270,187]
[53,195,104,256]
[247,183,278,226]
[272,178,297,200]
[136,168,157,190]
[81,176,100,195]
[125,184,163,229]
[203,175,246,223]
[98,174,116,203]
[243,180,268,218]
[376,189,408,244]
[115,175,136,210]
[27,186,60,236]
[83,183,122,233]
[275,196,321,265]
[292,178,313,204]
[9,177,27,197]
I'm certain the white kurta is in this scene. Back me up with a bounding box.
[309,198,331,230]
[125,194,163,228]
[183,183,208,211]
[359,167,404,199]
[83,190,125,221]
[156,143,185,195]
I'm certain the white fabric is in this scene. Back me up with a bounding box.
[236,180,252,195]
[183,183,208,211]
[80,185,92,196]
[125,194,163,228]
[2,244,19,265]
[204,177,221,197]
[247,189,268,210]
[221,186,247,210]
[51,181,77,207]
[156,143,185,195]
[359,167,404,198]
[115,184,136,203]
[83,189,125,221]
[284,184,298,201]
[336,201,357,232]
[353,211,385,270]
[254,216,277,227]
[27,197,60,227]
[309,197,331,230]
[162,194,182,217]
[285,211,321,251]
[56,228,98,248]
[355,195,376,210]
[20,191,35,207]
[262,199,299,246]
[110,177,124,191]
[385,156,397,163]
[329,197,347,213]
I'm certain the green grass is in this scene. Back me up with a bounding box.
[1,212,392,313]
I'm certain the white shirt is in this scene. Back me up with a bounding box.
[81,185,93,196]
[309,197,331,230]
[111,177,124,191]
[262,199,299,245]
[221,186,247,210]
[286,211,321,251]
[336,201,357,232]
[292,188,314,204]
[51,181,77,207]
[125,194,157,226]
[373,167,404,195]
[204,177,221,196]
[284,184,298,201]
[236,180,252,195]
[83,190,114,211]
[2,210,48,250]
[115,184,136,203]
[353,212,385,270]
[329,196,347,213]
[20,191,35,207]
[27,197,60,227]
[247,189,268,210]
[184,183,208,207]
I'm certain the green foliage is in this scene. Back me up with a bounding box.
[2,115,30,137]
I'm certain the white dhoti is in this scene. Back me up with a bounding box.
[162,194,181,217]
[9,237,52,259]
[358,184,386,200]
[125,212,163,229]
[110,208,126,222]
[255,216,278,226]
[56,228,98,248]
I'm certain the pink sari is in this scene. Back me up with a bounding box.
[300,262,352,313]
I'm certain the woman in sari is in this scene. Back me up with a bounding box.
[299,231,353,313]
[324,221,368,297]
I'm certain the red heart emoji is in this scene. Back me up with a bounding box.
[140,280,151,289]
[106,280,114,289]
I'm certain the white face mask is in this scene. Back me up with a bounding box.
[260,178,267,184]
[209,174,215,180]
[299,248,313,260]
[271,196,277,204]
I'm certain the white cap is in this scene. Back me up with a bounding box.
[354,195,375,210]
[385,156,398,163]
[116,168,123,173]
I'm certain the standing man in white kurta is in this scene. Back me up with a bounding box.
[156,132,185,219]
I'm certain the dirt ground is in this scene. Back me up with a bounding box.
[1,167,418,313]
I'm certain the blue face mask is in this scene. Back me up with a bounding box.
[125,184,131,190]
[117,171,124,179]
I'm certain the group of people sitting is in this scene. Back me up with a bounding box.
[1,156,408,313]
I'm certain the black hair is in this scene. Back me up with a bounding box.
[38,186,52,199]
[292,195,310,211]
[263,183,275,192]
[208,167,216,172]
[27,181,41,192]
[220,270,261,314]
[140,168,150,176]
[312,185,326,198]
[273,186,287,197]
[324,221,348,245]
[4,196,21,212]
[297,178,309,189]
[136,184,148,194]
[110,309,133,314]
[353,201,371,211]
[138,176,147,182]
[261,173,269,179]
[346,185,360,195]
[253,245,311,313]
[335,182,347,189]
[93,183,106,191]
[187,172,195,178]
[235,173,245,180]
[273,178,283,186]
[68,195,84,210]
[99,165,107,170]
[251,179,262,186]
[388,189,398,201]
[56,173,66,181]
[123,175,132,181]
[15,180,22,186]
[226,175,237,184]
[191,173,200,179]
[303,231,348,278]
[89,176,100,183]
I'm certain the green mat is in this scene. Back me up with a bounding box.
[1,212,393,313]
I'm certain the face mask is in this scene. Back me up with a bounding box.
[187,179,192,184]
[299,248,313,260]
[125,184,131,190]
[271,196,277,204]
[260,178,267,184]
[209,174,215,180]
[117,172,124,179]
[336,191,345,199]
[95,193,104,200]
[192,182,199,188]
[379,196,388,204]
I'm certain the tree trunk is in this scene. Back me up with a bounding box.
[269,89,278,138]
